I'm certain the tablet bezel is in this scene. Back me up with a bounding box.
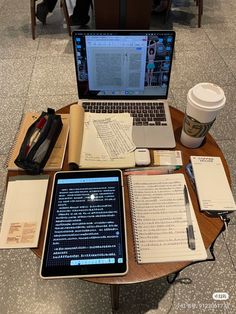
[40,169,128,279]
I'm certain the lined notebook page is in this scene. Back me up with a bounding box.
[128,173,207,263]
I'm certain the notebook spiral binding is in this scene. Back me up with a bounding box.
[5,116,23,169]
[127,176,142,263]
[6,134,19,169]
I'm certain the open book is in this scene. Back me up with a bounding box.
[68,104,135,169]
[128,173,207,263]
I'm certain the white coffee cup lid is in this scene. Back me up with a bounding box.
[189,83,226,110]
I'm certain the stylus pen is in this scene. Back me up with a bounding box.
[124,169,173,176]
[184,185,196,250]
[124,166,180,172]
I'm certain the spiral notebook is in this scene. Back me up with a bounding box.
[128,173,207,263]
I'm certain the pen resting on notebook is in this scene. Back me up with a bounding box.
[184,185,196,250]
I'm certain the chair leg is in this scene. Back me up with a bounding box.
[60,0,71,36]
[165,0,173,23]
[30,0,36,40]
[110,285,120,311]
[200,0,203,15]
[198,0,203,27]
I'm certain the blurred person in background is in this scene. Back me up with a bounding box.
[36,0,91,26]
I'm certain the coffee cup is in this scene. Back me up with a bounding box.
[180,83,226,148]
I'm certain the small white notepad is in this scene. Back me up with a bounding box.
[0,175,49,249]
[191,156,236,212]
[128,173,207,263]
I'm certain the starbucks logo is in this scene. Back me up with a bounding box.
[183,114,216,138]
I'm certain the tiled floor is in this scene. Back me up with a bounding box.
[0,0,235,313]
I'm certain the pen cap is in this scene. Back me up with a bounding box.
[36,117,47,129]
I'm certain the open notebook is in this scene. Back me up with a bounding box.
[128,173,207,263]
[68,104,135,169]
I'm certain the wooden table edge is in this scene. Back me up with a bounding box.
[8,104,228,285]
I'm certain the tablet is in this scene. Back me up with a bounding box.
[40,169,128,278]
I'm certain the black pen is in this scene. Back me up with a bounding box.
[184,185,196,250]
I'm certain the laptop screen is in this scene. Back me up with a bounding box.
[72,30,175,100]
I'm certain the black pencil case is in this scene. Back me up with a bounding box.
[15,108,63,174]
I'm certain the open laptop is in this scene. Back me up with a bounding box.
[72,30,176,148]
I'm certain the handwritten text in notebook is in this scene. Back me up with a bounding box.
[128,173,207,263]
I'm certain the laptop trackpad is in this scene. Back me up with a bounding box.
[132,126,176,148]
[132,126,147,147]
[132,127,146,148]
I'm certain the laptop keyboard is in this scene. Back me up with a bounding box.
[82,102,167,126]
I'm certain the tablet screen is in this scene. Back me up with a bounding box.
[41,170,128,278]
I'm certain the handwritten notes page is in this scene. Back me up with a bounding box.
[93,118,135,159]
[69,104,135,169]
[128,173,207,263]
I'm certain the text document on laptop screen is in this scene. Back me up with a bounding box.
[73,31,175,100]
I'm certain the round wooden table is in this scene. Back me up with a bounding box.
[12,104,229,310]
